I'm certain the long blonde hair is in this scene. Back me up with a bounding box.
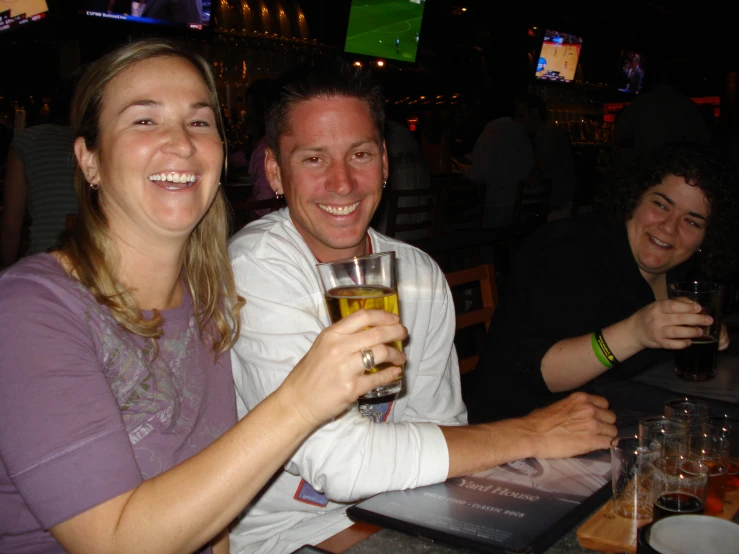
[61,38,244,356]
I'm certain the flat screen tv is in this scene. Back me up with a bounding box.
[616,50,646,94]
[344,0,427,63]
[535,29,582,83]
[0,0,50,34]
[82,0,211,31]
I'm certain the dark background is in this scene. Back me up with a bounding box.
[1,1,735,101]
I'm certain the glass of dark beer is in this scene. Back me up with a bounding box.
[667,281,724,381]
[652,456,708,521]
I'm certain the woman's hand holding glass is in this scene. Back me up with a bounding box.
[276,309,407,428]
[629,299,714,350]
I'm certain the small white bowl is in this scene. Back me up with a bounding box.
[648,515,739,554]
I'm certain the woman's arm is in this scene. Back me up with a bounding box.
[1,148,27,267]
[211,528,229,554]
[541,298,711,392]
[46,310,406,554]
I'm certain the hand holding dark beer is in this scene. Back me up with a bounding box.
[629,298,712,351]
[275,310,407,427]
[665,282,725,381]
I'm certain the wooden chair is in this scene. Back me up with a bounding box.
[384,186,439,241]
[230,197,283,233]
[512,177,551,226]
[444,264,498,375]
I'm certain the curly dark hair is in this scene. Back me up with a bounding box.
[597,143,739,279]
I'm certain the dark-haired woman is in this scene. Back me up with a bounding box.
[466,143,738,422]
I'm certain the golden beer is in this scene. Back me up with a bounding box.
[325,285,404,374]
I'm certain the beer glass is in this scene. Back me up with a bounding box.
[710,416,739,492]
[687,426,730,516]
[663,398,710,435]
[638,416,688,458]
[667,281,724,381]
[610,436,661,519]
[316,252,404,398]
[652,456,709,521]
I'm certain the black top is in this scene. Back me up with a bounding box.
[464,216,695,423]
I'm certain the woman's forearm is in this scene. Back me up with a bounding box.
[50,388,312,554]
[540,315,643,392]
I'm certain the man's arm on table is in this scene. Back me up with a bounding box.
[442,392,617,478]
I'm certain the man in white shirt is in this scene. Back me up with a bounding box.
[228,60,617,554]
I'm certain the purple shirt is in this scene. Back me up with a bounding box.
[0,254,237,553]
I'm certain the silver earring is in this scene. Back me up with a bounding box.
[90,182,99,190]
[275,191,284,200]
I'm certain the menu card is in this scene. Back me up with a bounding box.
[347,450,611,553]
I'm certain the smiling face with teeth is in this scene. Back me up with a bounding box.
[265,95,388,262]
[626,174,709,284]
[74,55,223,246]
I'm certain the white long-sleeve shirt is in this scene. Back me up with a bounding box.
[228,208,466,553]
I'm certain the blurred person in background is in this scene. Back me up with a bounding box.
[515,93,577,221]
[1,77,78,268]
[454,92,533,227]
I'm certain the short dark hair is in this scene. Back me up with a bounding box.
[265,57,385,161]
[598,142,739,279]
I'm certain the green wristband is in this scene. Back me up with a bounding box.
[592,331,614,369]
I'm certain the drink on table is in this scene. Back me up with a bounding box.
[710,416,739,493]
[702,459,728,516]
[652,492,704,521]
[688,427,729,517]
[652,456,708,522]
[726,461,739,492]
[667,281,724,382]
[663,399,710,435]
[317,252,404,398]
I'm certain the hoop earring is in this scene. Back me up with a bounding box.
[90,182,99,190]
[275,191,284,200]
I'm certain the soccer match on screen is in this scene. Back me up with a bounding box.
[343,0,426,63]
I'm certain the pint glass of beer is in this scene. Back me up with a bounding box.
[667,282,724,382]
[316,252,404,398]
[652,457,709,521]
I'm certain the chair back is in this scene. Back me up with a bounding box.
[384,187,439,241]
[444,264,498,374]
[512,178,551,226]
